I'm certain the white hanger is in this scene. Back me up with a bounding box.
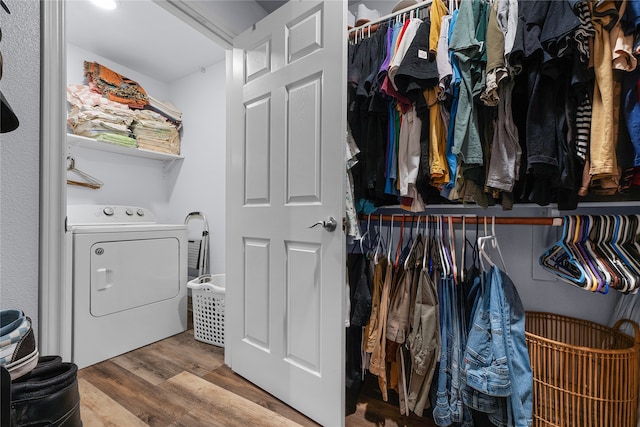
[448,215,458,284]
[460,216,466,282]
[437,217,450,277]
[374,214,384,265]
[478,217,507,274]
[359,214,372,255]
[423,215,430,271]
[387,214,396,264]
[404,216,422,270]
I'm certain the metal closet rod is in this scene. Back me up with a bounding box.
[348,0,433,38]
[359,214,564,226]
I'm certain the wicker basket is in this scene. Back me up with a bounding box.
[525,312,640,427]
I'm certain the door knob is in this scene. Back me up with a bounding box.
[308,216,337,232]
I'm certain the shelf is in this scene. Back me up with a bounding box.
[66,133,184,162]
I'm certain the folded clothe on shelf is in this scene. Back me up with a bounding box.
[66,84,136,142]
[132,109,181,155]
[96,133,137,148]
[84,61,149,109]
[145,95,183,130]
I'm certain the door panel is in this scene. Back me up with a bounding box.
[286,75,322,204]
[227,2,346,426]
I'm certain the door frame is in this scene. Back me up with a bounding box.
[40,0,69,358]
[39,0,239,359]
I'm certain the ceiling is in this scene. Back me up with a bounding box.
[65,1,381,84]
[66,0,285,84]
[255,0,287,14]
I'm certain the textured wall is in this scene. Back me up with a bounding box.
[0,0,41,332]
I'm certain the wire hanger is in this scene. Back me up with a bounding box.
[66,156,103,190]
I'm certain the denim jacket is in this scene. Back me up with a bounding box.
[463,266,533,427]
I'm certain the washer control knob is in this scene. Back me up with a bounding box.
[103,207,114,216]
[125,208,134,216]
[136,209,145,217]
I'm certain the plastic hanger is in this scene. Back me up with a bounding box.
[572,216,599,291]
[437,217,451,277]
[66,156,103,190]
[460,216,466,283]
[478,217,494,271]
[373,215,386,265]
[423,215,430,271]
[404,216,423,270]
[602,215,633,293]
[387,214,396,265]
[577,215,609,293]
[448,215,458,284]
[591,215,628,292]
[359,214,372,255]
[622,215,640,293]
[611,215,640,292]
[478,217,507,274]
[568,216,592,290]
[394,215,406,268]
[540,216,589,288]
[587,214,615,292]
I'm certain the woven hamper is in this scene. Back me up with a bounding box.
[525,312,640,427]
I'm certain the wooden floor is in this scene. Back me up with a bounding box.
[78,329,436,427]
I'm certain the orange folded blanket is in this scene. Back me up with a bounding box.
[84,61,149,109]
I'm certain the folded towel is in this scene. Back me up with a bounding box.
[96,133,137,148]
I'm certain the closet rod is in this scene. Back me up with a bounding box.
[359,214,564,226]
[348,0,433,38]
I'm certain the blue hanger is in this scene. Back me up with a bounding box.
[539,216,588,288]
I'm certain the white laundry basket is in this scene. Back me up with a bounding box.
[187,274,225,347]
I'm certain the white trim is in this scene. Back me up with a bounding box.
[223,47,233,369]
[40,0,70,359]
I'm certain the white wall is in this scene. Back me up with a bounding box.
[165,61,227,275]
[0,0,41,330]
[348,0,398,17]
[65,45,226,275]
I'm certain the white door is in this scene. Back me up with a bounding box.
[226,1,346,426]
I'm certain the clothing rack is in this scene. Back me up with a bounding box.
[359,214,564,226]
[347,0,432,41]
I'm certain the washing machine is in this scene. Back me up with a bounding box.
[67,205,188,369]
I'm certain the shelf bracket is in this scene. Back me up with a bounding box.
[163,158,179,176]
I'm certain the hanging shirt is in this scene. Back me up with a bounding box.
[449,0,487,166]
[442,9,462,198]
[590,0,621,181]
[429,0,449,58]
[481,0,508,107]
[499,0,519,72]
[437,15,453,101]
[425,88,450,187]
[389,18,423,91]
[611,0,637,71]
